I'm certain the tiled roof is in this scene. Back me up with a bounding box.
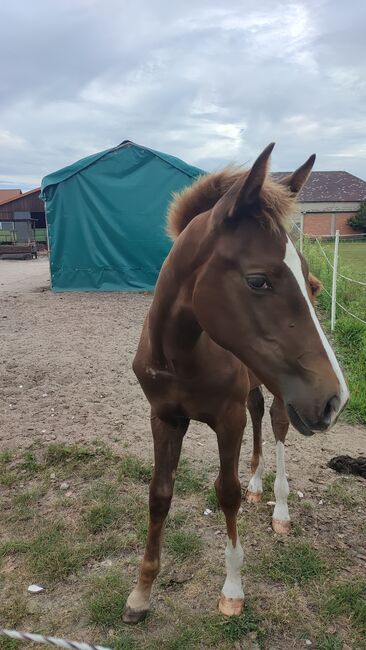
[0,187,40,207]
[272,171,366,202]
[0,189,22,202]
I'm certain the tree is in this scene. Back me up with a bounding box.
[348,202,366,232]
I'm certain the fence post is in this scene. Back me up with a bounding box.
[331,229,340,331]
[299,212,304,254]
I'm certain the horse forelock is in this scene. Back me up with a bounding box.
[167,168,297,240]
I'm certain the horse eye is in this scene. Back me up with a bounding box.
[246,275,272,291]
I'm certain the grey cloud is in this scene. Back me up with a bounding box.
[1,0,366,189]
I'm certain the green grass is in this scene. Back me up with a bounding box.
[83,502,121,533]
[205,486,219,511]
[252,542,327,585]
[316,631,344,650]
[326,477,362,508]
[0,540,31,557]
[220,604,263,643]
[325,581,366,633]
[87,572,129,629]
[44,443,95,465]
[174,458,207,496]
[0,449,14,463]
[118,456,153,483]
[165,530,203,559]
[29,523,89,581]
[262,470,275,500]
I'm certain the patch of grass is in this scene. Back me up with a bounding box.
[0,640,20,650]
[118,456,153,484]
[167,512,187,530]
[44,443,95,465]
[0,540,31,557]
[0,449,14,463]
[316,631,344,650]
[0,596,28,627]
[0,469,18,486]
[301,500,314,511]
[325,581,366,633]
[291,522,304,537]
[326,478,361,507]
[20,451,39,474]
[252,542,327,585]
[220,603,264,644]
[87,572,128,630]
[29,523,88,581]
[110,636,138,650]
[89,533,122,560]
[262,470,275,500]
[175,458,207,496]
[14,487,44,506]
[166,530,203,559]
[205,486,219,511]
[166,626,202,650]
[83,503,121,533]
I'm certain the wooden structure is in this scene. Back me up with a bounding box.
[0,188,45,257]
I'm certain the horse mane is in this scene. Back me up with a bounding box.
[167,168,297,240]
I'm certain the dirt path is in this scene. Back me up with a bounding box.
[0,268,364,496]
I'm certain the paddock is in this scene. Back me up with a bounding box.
[0,260,365,649]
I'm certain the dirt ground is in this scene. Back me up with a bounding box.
[0,257,364,486]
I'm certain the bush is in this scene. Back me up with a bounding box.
[348,202,366,232]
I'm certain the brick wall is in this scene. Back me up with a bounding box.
[304,212,357,237]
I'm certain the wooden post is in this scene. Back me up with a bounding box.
[331,230,340,331]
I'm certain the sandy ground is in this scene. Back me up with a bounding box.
[0,258,365,498]
[0,257,50,293]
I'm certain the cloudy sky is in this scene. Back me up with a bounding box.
[1,0,365,190]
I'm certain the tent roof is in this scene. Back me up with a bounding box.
[41,140,204,197]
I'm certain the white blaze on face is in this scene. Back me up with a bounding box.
[283,237,349,420]
[273,441,290,522]
[222,536,244,600]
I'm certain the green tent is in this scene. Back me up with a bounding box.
[40,141,203,292]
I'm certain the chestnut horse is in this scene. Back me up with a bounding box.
[123,144,348,623]
[246,272,322,534]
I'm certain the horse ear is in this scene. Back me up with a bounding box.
[280,154,316,195]
[309,271,322,298]
[213,142,275,224]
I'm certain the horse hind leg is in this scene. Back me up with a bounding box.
[246,387,265,503]
[214,405,246,617]
[123,414,189,624]
[270,396,291,535]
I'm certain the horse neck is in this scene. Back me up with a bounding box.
[149,216,212,370]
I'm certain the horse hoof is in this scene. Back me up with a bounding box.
[272,519,290,535]
[122,605,148,624]
[246,490,262,504]
[218,594,244,617]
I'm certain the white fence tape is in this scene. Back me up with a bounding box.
[0,628,111,650]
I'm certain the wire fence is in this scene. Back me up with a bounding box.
[292,222,366,328]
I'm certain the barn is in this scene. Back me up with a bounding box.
[273,170,366,237]
[0,188,46,257]
[40,141,203,292]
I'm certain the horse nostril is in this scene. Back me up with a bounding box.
[322,395,339,426]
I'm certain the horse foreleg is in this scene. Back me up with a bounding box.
[246,387,265,503]
[270,396,291,535]
[214,405,246,617]
[123,414,189,624]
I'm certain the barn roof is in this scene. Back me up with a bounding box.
[0,189,22,202]
[41,140,203,197]
[272,171,366,202]
[0,187,41,207]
